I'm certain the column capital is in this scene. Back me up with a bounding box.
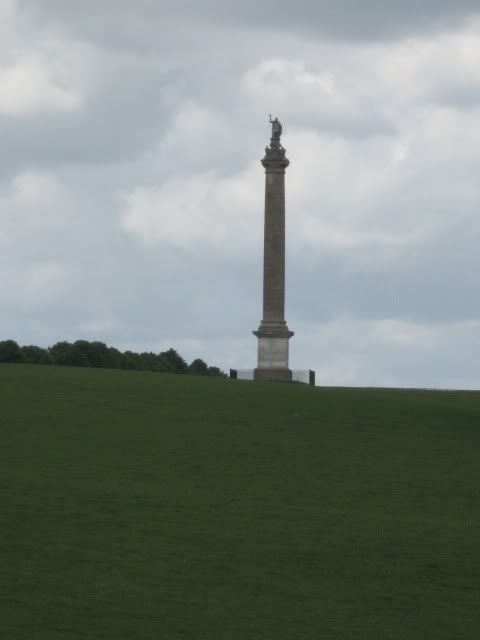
[261,140,290,173]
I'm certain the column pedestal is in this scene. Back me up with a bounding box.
[253,321,294,382]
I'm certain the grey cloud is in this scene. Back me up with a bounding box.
[25,0,480,43]
[288,243,480,326]
[0,69,177,178]
[433,85,480,110]
[173,0,480,41]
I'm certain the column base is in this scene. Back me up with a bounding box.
[253,320,294,380]
[254,368,292,383]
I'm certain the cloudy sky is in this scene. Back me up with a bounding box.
[2,0,480,388]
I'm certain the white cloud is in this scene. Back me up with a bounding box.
[120,94,480,270]
[0,261,69,308]
[291,317,480,389]
[120,165,261,255]
[241,18,480,117]
[0,170,70,244]
[242,58,359,122]
[11,170,66,204]
[0,170,73,312]
[0,54,82,115]
[0,0,87,116]
[123,25,480,267]
[372,21,480,106]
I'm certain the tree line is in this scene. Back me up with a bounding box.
[0,339,224,377]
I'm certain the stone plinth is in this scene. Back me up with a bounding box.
[253,320,293,381]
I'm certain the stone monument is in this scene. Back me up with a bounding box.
[253,116,294,382]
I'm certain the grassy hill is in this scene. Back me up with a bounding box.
[1,364,479,639]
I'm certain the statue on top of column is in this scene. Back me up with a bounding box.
[269,114,282,140]
[263,115,288,166]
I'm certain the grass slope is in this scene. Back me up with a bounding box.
[1,364,479,639]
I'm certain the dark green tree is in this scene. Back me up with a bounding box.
[0,340,23,363]
[138,351,162,372]
[107,347,122,369]
[188,358,209,376]
[49,341,73,365]
[7,338,223,377]
[207,366,224,377]
[160,348,187,374]
[20,345,52,365]
[49,342,89,367]
[73,341,121,369]
[120,351,143,370]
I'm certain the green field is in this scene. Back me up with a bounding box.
[1,364,479,639]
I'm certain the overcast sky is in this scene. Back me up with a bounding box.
[2,0,480,388]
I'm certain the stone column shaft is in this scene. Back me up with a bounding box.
[263,171,286,322]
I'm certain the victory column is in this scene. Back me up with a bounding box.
[253,116,294,382]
